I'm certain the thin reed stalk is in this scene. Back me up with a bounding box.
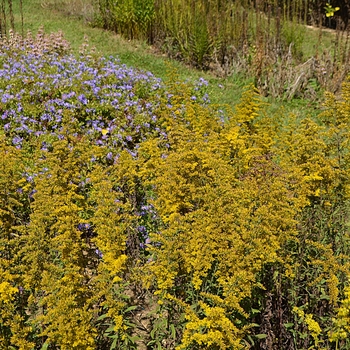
[8,0,14,32]
[19,0,23,37]
[1,0,6,36]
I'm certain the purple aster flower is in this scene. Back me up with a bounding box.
[29,189,37,199]
[95,249,103,258]
[137,225,147,234]
[106,152,113,160]
[198,77,208,86]
[2,93,12,103]
[77,223,91,231]
[12,135,23,146]
[78,94,88,105]
[127,149,137,158]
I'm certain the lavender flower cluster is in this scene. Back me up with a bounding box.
[0,48,167,155]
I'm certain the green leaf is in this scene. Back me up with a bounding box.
[247,335,255,346]
[251,308,260,314]
[110,337,118,350]
[105,325,115,334]
[126,335,142,342]
[97,313,108,321]
[124,305,138,313]
[170,323,176,338]
[284,323,294,329]
[255,334,268,339]
[250,323,260,328]
[123,321,137,328]
[41,344,50,350]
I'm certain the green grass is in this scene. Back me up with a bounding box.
[10,0,334,117]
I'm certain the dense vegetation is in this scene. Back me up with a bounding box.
[94,0,350,99]
[1,0,350,349]
[1,26,350,349]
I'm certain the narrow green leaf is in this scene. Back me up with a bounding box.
[97,313,108,321]
[124,305,138,313]
[105,325,115,333]
[255,334,268,339]
[41,343,49,350]
[110,337,118,350]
